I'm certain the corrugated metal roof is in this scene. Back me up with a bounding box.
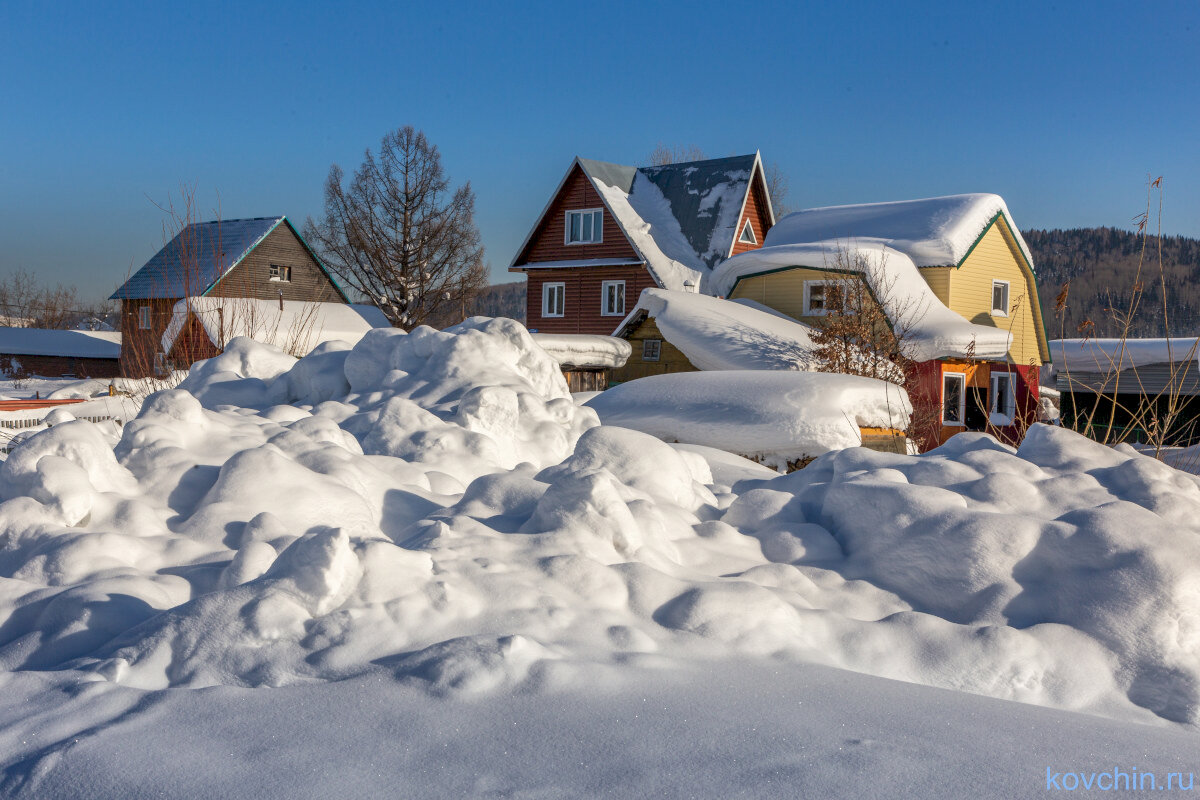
[110,217,284,300]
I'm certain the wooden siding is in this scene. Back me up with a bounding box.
[919,267,951,305]
[563,368,609,393]
[727,266,868,326]
[119,298,178,378]
[516,164,640,265]
[0,353,119,379]
[525,266,657,336]
[730,173,773,257]
[611,316,698,383]
[952,220,1045,367]
[1057,361,1200,396]
[210,224,342,302]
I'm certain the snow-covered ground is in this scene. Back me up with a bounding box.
[0,317,1197,796]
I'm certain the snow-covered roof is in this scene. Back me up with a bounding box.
[162,298,389,357]
[765,193,1034,269]
[512,154,767,292]
[711,240,1012,362]
[1050,337,1200,374]
[585,370,911,469]
[613,288,819,371]
[111,217,347,301]
[531,333,631,369]
[0,327,121,359]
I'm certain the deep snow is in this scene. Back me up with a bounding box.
[0,317,1197,796]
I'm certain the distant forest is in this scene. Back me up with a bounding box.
[468,228,1200,339]
[1024,228,1200,339]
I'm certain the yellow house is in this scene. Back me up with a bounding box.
[709,194,1050,449]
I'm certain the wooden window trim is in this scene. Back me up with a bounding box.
[738,218,757,245]
[138,306,152,330]
[990,371,1015,418]
[564,209,604,246]
[269,265,293,283]
[600,280,626,316]
[642,339,661,362]
[942,371,966,427]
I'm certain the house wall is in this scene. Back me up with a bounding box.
[910,359,1039,451]
[210,224,343,303]
[166,313,221,368]
[726,266,867,325]
[611,317,698,383]
[119,298,179,378]
[517,165,641,265]
[730,176,773,257]
[951,219,1046,367]
[0,353,120,379]
[918,267,952,304]
[524,266,657,335]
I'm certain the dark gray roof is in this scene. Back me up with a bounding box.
[111,217,285,300]
[577,158,637,193]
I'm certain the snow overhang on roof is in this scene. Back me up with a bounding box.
[711,240,1013,362]
[764,193,1034,270]
[0,327,122,359]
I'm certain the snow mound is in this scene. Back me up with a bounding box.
[616,288,818,371]
[586,371,911,469]
[1,314,1199,732]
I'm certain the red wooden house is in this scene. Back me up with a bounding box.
[509,153,774,335]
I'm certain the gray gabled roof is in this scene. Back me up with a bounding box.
[110,216,347,301]
[511,152,771,291]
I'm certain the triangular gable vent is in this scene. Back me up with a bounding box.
[738,219,757,245]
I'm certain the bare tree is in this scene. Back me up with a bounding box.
[764,162,792,217]
[648,143,708,166]
[0,269,86,328]
[303,126,486,329]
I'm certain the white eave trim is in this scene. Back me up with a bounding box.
[726,151,776,259]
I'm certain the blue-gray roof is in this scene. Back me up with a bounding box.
[111,217,286,300]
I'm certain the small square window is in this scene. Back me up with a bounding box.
[992,280,1010,316]
[601,280,625,316]
[542,282,565,318]
[138,306,152,330]
[943,372,966,426]
[566,209,604,244]
[804,280,838,315]
[270,265,293,282]
[642,339,661,362]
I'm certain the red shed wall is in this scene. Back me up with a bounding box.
[516,164,640,265]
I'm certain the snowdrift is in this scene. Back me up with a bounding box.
[0,316,1198,734]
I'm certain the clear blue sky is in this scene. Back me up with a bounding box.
[2,0,1198,301]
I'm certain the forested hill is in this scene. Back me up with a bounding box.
[475,229,1200,338]
[1024,227,1200,338]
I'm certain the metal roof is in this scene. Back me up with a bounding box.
[110,217,285,300]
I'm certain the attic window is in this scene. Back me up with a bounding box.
[991,280,1010,316]
[270,265,293,282]
[566,209,603,245]
[642,339,661,362]
[738,219,757,245]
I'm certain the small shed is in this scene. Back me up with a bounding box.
[0,327,122,379]
[530,333,630,392]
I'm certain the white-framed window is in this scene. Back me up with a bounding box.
[803,280,838,315]
[991,371,1016,419]
[738,219,757,245]
[542,282,565,318]
[565,209,604,245]
[601,280,625,316]
[138,305,152,330]
[942,372,966,426]
[991,280,1010,317]
[270,264,293,282]
[642,339,661,362]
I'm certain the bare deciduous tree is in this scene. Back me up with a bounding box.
[648,143,708,166]
[303,126,487,329]
[0,269,88,329]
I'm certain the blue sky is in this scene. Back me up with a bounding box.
[2,0,1198,300]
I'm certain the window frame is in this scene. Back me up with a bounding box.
[991,280,1010,317]
[942,371,967,427]
[802,280,838,316]
[990,371,1016,419]
[564,209,604,245]
[269,264,293,282]
[542,281,566,318]
[738,218,757,245]
[642,338,662,362]
[600,280,626,316]
[138,305,152,330]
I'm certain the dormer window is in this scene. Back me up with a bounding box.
[566,209,603,245]
[270,265,292,282]
[738,219,757,245]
